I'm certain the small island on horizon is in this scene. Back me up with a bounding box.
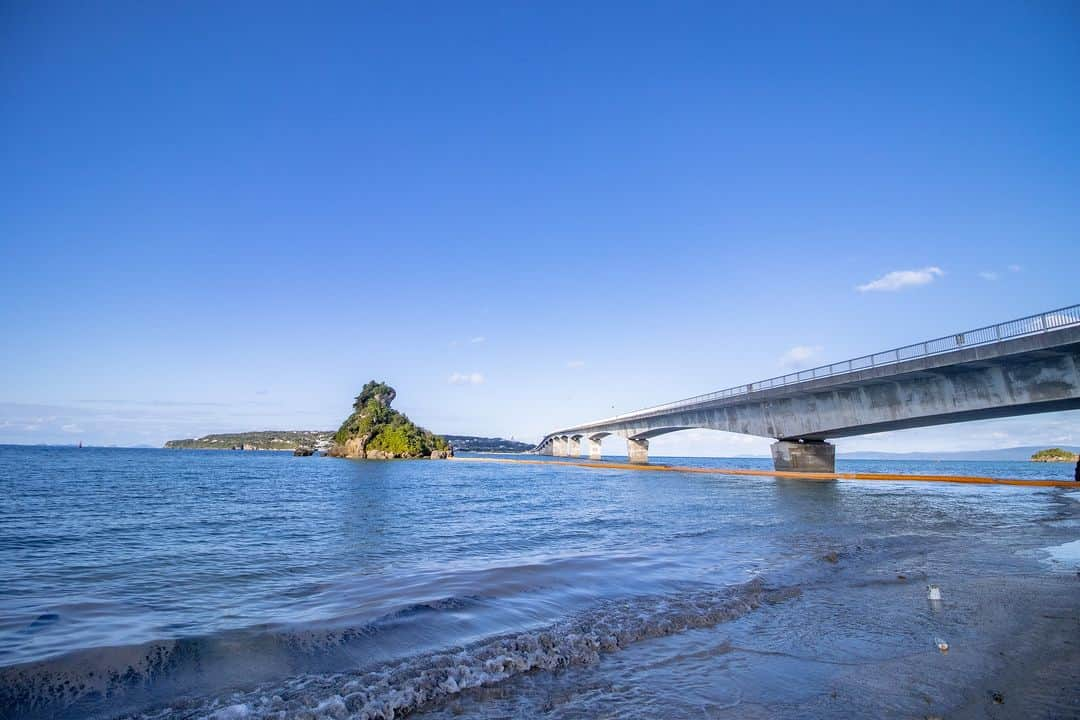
[1030,447,1080,462]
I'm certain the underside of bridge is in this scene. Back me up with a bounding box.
[536,325,1080,474]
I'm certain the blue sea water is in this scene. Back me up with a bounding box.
[0,446,1077,719]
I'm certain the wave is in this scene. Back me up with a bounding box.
[3,554,688,720]
[130,577,799,720]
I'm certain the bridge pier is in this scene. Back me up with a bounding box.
[771,440,835,473]
[567,435,582,458]
[552,436,568,457]
[587,436,603,460]
[627,437,649,464]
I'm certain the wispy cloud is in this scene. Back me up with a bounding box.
[1008,264,1022,273]
[566,360,586,369]
[470,336,486,344]
[856,266,943,292]
[978,271,999,281]
[448,372,485,385]
[779,345,823,369]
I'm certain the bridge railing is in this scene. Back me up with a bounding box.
[562,304,1080,431]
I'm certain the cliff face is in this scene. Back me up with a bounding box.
[328,381,452,460]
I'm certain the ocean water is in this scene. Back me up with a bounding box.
[1,446,1077,719]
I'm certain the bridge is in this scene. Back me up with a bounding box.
[535,305,1080,472]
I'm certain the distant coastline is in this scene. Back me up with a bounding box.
[2,442,1077,460]
[165,431,332,451]
[163,431,533,454]
[839,445,1080,462]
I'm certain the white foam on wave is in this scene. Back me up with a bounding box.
[139,578,799,720]
[1041,538,1080,570]
[209,704,252,719]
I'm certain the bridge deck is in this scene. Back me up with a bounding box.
[550,304,1080,438]
[537,305,1080,470]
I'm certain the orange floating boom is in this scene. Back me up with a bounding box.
[453,456,1079,488]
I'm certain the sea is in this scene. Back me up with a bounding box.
[1,446,1078,719]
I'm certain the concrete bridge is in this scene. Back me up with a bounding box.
[535,305,1080,472]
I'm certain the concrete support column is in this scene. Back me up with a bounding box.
[539,441,553,456]
[587,437,603,461]
[567,436,582,458]
[627,437,649,464]
[552,436,566,456]
[771,440,835,473]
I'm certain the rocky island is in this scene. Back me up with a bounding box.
[327,381,452,459]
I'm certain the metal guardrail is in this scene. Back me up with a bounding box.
[559,304,1080,433]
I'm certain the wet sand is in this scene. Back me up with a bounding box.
[412,541,1080,720]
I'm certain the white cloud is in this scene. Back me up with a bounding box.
[566,360,586,369]
[61,423,85,433]
[978,271,999,281]
[779,345,823,368]
[448,372,485,385]
[1008,264,1022,272]
[470,336,486,344]
[856,266,944,292]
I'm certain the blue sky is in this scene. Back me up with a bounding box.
[2,2,1078,454]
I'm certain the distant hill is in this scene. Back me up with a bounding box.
[442,435,533,453]
[839,445,1080,462]
[165,429,531,453]
[165,431,333,450]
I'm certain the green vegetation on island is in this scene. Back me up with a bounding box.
[328,381,451,459]
[1030,448,1079,462]
[165,430,333,451]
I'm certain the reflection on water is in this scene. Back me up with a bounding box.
[0,447,1077,719]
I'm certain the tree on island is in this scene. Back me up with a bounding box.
[329,381,451,459]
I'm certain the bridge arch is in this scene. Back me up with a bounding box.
[627,427,694,441]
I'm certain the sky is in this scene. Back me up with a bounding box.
[2,2,1078,455]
